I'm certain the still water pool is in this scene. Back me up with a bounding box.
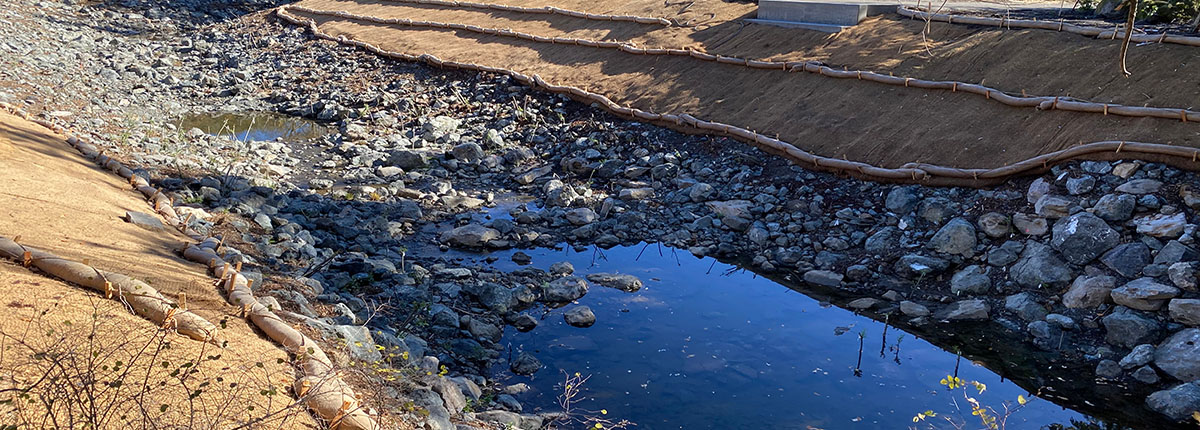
[177,112,328,141]
[464,244,1139,430]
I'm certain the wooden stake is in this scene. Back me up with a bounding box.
[22,251,32,267]
[179,293,186,311]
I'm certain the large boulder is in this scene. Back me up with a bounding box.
[1147,383,1200,421]
[1156,328,1200,382]
[1102,307,1162,348]
[1111,278,1180,311]
[928,218,977,257]
[1050,212,1119,265]
[1010,242,1074,288]
[1062,274,1116,308]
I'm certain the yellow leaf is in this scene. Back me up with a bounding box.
[1018,395,1028,405]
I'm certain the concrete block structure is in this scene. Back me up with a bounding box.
[751,0,897,32]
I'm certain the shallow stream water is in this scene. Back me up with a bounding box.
[177,112,329,141]
[461,243,1144,430]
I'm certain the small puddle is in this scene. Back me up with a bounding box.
[459,244,1154,430]
[177,112,329,141]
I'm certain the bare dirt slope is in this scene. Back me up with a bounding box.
[0,110,317,429]
[289,0,1200,171]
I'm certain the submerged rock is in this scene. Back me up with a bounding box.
[585,273,643,292]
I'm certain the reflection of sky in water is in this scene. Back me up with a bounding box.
[480,245,1098,430]
[177,113,328,142]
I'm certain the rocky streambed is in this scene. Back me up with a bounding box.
[4,0,1200,429]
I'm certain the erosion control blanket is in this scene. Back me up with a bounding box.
[284,0,1200,182]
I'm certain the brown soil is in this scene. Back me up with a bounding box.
[291,0,1200,170]
[0,111,318,429]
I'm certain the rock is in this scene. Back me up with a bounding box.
[1100,243,1151,278]
[1156,328,1200,382]
[1005,293,1048,321]
[511,252,532,265]
[511,314,538,331]
[515,165,553,185]
[1050,212,1119,265]
[1111,278,1179,311]
[848,298,882,310]
[478,284,518,313]
[1012,213,1049,236]
[586,273,643,292]
[564,208,597,226]
[475,410,522,428]
[1155,241,1199,266]
[1168,262,1198,291]
[1095,359,1122,379]
[1065,176,1096,195]
[564,306,596,327]
[1027,178,1050,205]
[619,187,654,200]
[387,149,427,170]
[440,224,500,248]
[928,218,977,257]
[706,200,753,220]
[1112,162,1140,178]
[950,266,991,295]
[541,276,588,302]
[900,301,931,317]
[510,352,542,376]
[1102,307,1162,348]
[1169,299,1200,325]
[549,261,574,276]
[1046,313,1077,330]
[893,254,950,278]
[411,388,454,430]
[1093,194,1136,222]
[937,299,990,320]
[466,318,502,344]
[1027,320,1055,341]
[864,227,902,254]
[451,142,484,162]
[1034,195,1072,219]
[1119,344,1156,369]
[1147,383,1200,421]
[688,183,716,202]
[1116,178,1162,194]
[1063,275,1116,308]
[123,210,164,231]
[1136,212,1187,238]
[918,198,956,225]
[886,186,921,214]
[803,270,844,287]
[986,241,1024,266]
[431,378,467,414]
[976,212,1012,238]
[1010,242,1074,288]
[1136,367,1161,384]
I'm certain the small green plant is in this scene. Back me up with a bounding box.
[547,371,633,430]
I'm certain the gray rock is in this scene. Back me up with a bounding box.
[440,224,500,248]
[1100,243,1151,278]
[564,208,598,226]
[803,270,844,287]
[1111,278,1180,311]
[893,254,950,278]
[466,318,502,344]
[848,297,883,310]
[886,186,921,214]
[586,273,642,292]
[451,142,484,162]
[864,227,901,254]
[1116,178,1163,194]
[1035,195,1072,219]
[431,378,467,415]
[1063,274,1116,308]
[1005,293,1048,321]
[511,352,542,376]
[937,299,990,321]
[986,241,1024,266]
[1169,299,1200,326]
[1011,242,1075,288]
[1102,307,1162,348]
[1027,178,1051,205]
[1156,328,1200,382]
[1046,313,1078,330]
[918,198,956,225]
[1066,175,1096,195]
[1168,262,1198,291]
[123,211,165,231]
[541,276,588,302]
[1051,212,1119,265]
[1155,241,1199,266]
[928,218,977,257]
[411,388,455,430]
[1012,213,1049,236]
[564,306,596,327]
[950,266,991,295]
[549,261,575,276]
[1093,194,1137,222]
[688,183,716,202]
[1147,383,1200,421]
[976,212,1012,238]
[387,149,428,170]
[900,301,931,317]
[1130,363,1160,386]
[1119,344,1156,369]
[510,314,538,332]
[1028,320,1055,341]
[1096,359,1122,379]
[1136,212,1187,238]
